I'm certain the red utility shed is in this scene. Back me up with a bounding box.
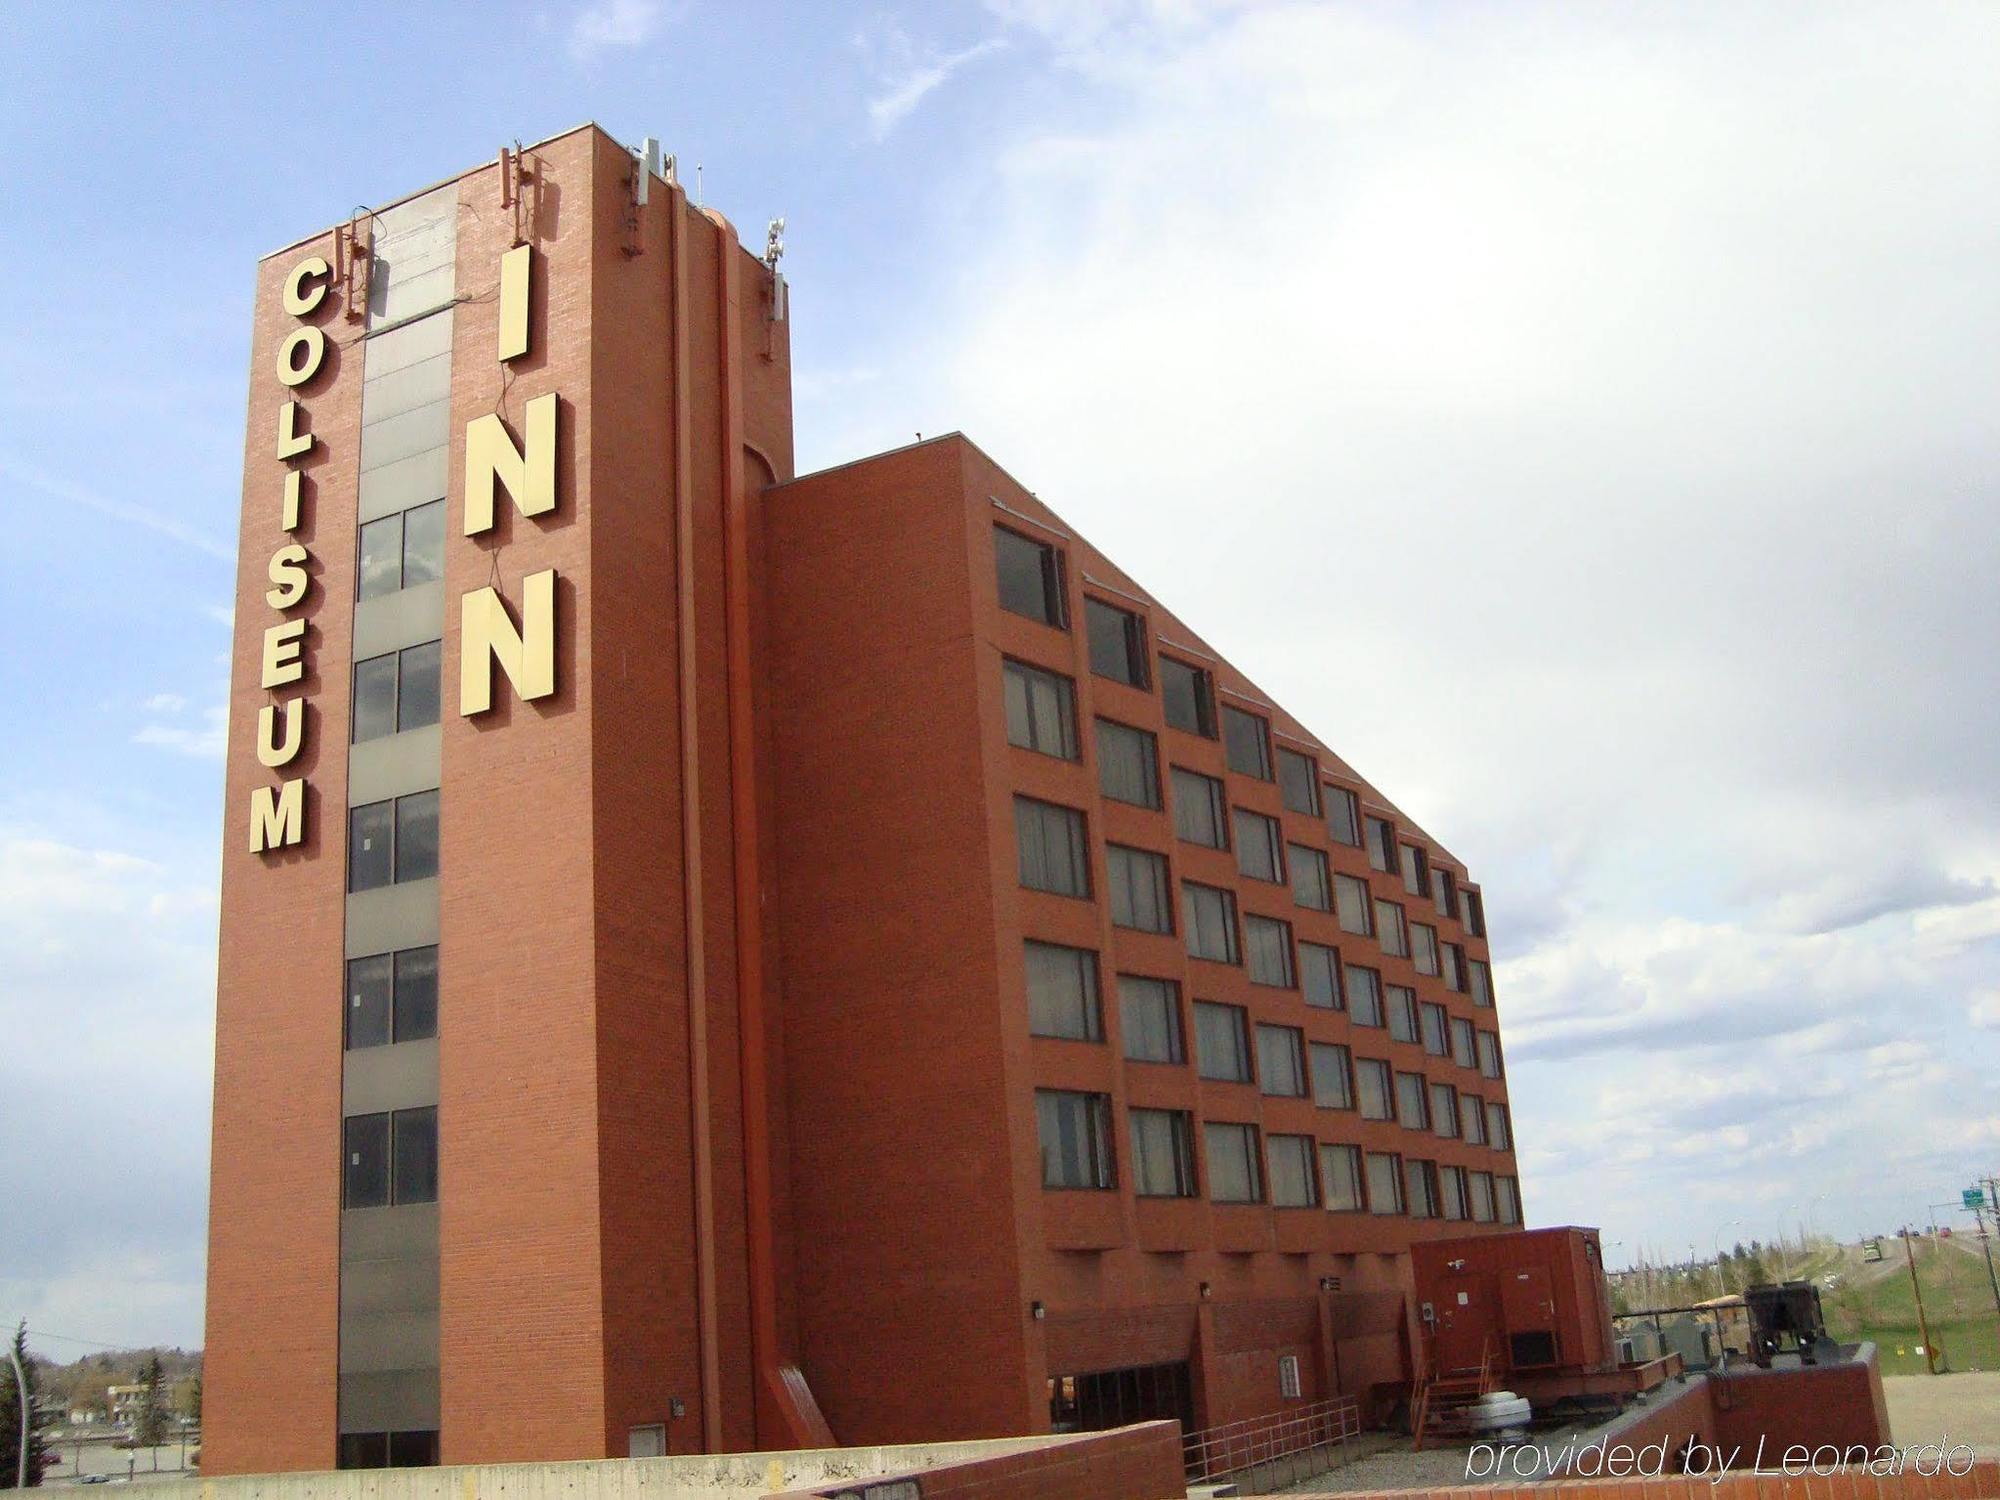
[1412,1226,1620,1385]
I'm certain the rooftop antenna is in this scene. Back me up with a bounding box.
[632,136,662,205]
[763,217,785,271]
[696,163,703,207]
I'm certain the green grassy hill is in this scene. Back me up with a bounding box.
[1823,1234,2000,1376]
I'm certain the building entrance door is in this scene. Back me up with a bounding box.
[1048,1360,1194,1435]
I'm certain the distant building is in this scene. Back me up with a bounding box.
[205,123,1522,1476]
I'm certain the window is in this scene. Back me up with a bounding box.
[1375,900,1408,958]
[1451,1017,1477,1069]
[1289,844,1331,912]
[1321,1143,1364,1211]
[1015,796,1090,897]
[1244,914,1295,988]
[1222,705,1272,780]
[1365,1151,1404,1214]
[349,790,439,893]
[343,1106,436,1209]
[1256,1024,1306,1097]
[1299,941,1342,1010]
[1193,1001,1252,1082]
[357,499,445,601]
[1279,1354,1303,1399]
[1469,1169,1496,1222]
[1470,959,1494,1008]
[1420,1002,1449,1056]
[1497,1175,1522,1225]
[1364,816,1396,874]
[1345,965,1383,1027]
[352,640,442,744]
[1461,889,1486,937]
[1182,882,1239,963]
[1395,1071,1430,1131]
[1129,1108,1196,1197]
[345,945,439,1049]
[1085,597,1148,687]
[1171,768,1229,848]
[1097,719,1160,807]
[1334,874,1373,936]
[1440,1165,1468,1220]
[1268,1134,1318,1207]
[1431,1081,1458,1138]
[1460,1092,1487,1145]
[1204,1122,1263,1203]
[1107,844,1172,932]
[1411,922,1440,976]
[1486,1101,1513,1151]
[995,525,1067,627]
[1325,785,1362,846]
[339,1431,439,1470]
[1119,975,1183,1064]
[1003,660,1078,759]
[1387,985,1419,1044]
[1309,1042,1352,1109]
[1400,844,1429,898]
[1024,941,1102,1042]
[1233,809,1284,882]
[1159,656,1216,737]
[1442,943,1466,992]
[1477,1030,1503,1079]
[1404,1158,1439,1218]
[1037,1090,1114,1188]
[1355,1058,1393,1120]
[1277,748,1320,816]
[1434,867,1457,921]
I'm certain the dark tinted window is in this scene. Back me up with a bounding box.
[395,946,439,1043]
[343,1112,390,1208]
[1159,656,1215,737]
[1084,597,1148,687]
[345,955,393,1049]
[1222,706,1272,780]
[358,513,403,601]
[994,525,1066,626]
[352,654,399,743]
[1037,1090,1114,1188]
[349,801,394,892]
[396,790,440,883]
[392,1106,438,1204]
[398,640,442,731]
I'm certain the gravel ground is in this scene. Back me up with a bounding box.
[1267,1429,1569,1495]
[1882,1372,2000,1457]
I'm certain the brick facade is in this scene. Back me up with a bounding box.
[208,123,1521,1473]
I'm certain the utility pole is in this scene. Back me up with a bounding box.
[7,1321,27,1491]
[1980,1181,2000,1361]
[1903,1227,1938,1375]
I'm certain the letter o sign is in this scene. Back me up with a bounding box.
[276,325,326,388]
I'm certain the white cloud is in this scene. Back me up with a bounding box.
[144,692,187,714]
[0,831,217,1350]
[566,0,661,62]
[1971,991,2000,1032]
[135,702,227,760]
[863,33,1009,139]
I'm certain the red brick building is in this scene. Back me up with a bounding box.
[205,123,1521,1475]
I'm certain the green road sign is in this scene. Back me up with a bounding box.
[1966,1187,1987,1211]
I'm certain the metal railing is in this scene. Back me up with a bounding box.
[1182,1395,1362,1487]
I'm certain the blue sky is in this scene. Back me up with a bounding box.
[5,1,1999,1357]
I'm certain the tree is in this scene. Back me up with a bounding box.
[132,1356,165,1449]
[175,1378,201,1426]
[1,1322,48,1488]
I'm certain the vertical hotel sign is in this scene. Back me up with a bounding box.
[247,234,558,855]
[246,256,331,852]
